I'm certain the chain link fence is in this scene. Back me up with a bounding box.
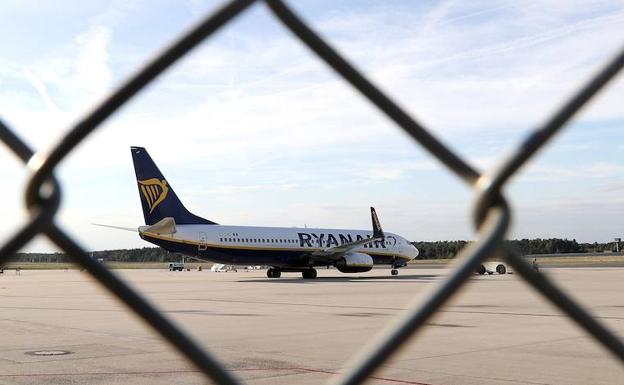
[1,1,623,384]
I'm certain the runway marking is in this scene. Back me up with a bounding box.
[394,334,592,363]
[175,298,624,320]
[0,367,435,384]
[441,309,624,320]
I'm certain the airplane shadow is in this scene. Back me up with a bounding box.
[238,274,439,283]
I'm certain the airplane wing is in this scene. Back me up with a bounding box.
[311,207,384,259]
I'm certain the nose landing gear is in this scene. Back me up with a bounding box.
[267,267,281,278]
[302,268,317,279]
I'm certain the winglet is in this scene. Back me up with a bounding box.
[371,207,384,239]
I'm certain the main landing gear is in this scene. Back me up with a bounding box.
[391,268,399,276]
[266,267,318,279]
[267,267,281,278]
[302,268,317,279]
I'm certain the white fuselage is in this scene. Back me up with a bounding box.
[140,224,419,266]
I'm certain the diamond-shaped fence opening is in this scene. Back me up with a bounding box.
[1,1,623,384]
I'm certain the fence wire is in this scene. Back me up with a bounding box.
[1,1,623,384]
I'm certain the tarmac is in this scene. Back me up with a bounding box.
[0,266,623,385]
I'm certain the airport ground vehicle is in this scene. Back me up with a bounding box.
[168,262,184,271]
[475,261,510,275]
[210,264,237,272]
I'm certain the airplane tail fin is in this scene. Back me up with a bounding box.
[130,147,217,225]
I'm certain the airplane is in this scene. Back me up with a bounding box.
[99,147,419,279]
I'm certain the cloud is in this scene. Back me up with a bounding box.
[2,1,623,251]
[519,161,624,181]
[74,25,113,95]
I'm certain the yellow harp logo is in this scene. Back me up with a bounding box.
[138,178,169,213]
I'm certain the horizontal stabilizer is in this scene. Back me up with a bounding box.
[141,217,177,235]
[92,223,138,232]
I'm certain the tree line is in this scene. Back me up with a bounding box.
[6,238,621,263]
[9,247,173,263]
[412,238,620,259]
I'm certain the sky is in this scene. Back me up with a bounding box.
[1,0,623,253]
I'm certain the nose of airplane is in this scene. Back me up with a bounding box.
[410,243,419,259]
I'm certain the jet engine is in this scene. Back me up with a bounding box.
[335,252,374,273]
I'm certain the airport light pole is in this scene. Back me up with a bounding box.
[615,238,621,253]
